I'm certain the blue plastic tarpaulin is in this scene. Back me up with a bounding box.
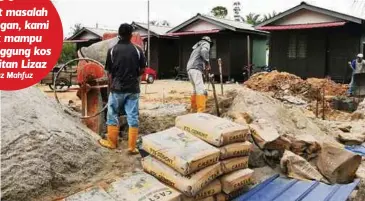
[233,174,360,201]
[345,144,365,156]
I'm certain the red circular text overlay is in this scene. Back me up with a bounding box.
[0,0,63,91]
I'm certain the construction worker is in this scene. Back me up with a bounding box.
[99,23,146,154]
[187,36,213,112]
[348,53,365,96]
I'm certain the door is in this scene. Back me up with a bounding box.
[327,29,359,83]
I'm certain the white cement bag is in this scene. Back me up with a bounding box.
[221,157,249,174]
[220,142,252,160]
[197,197,215,201]
[105,171,181,201]
[181,180,221,201]
[142,127,220,175]
[220,169,253,194]
[175,113,250,147]
[142,156,222,197]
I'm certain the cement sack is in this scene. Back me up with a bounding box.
[142,156,222,197]
[317,143,362,184]
[219,142,252,160]
[63,186,115,201]
[215,188,248,201]
[142,127,220,175]
[175,113,250,147]
[280,150,325,182]
[79,37,118,65]
[220,169,253,194]
[249,120,291,150]
[105,171,181,201]
[197,197,215,201]
[181,180,221,201]
[221,157,249,174]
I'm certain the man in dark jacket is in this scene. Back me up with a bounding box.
[98,23,146,154]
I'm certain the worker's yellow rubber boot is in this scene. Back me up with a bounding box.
[190,94,197,113]
[128,127,139,154]
[196,95,207,113]
[98,125,119,149]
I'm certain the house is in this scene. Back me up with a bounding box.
[256,2,365,82]
[66,27,117,50]
[166,13,269,81]
[131,22,179,79]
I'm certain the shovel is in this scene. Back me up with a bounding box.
[209,73,220,117]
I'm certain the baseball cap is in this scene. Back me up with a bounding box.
[357,53,363,58]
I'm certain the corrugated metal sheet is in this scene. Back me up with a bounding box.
[233,174,360,201]
[201,14,256,31]
[258,22,346,31]
[134,22,172,35]
[346,144,365,156]
[166,29,220,36]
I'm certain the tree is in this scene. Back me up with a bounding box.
[211,6,228,18]
[262,11,278,22]
[243,13,261,26]
[233,1,243,22]
[149,20,158,26]
[57,43,76,64]
[160,20,171,27]
[149,20,171,27]
[70,23,82,35]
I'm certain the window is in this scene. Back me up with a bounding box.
[297,35,307,58]
[287,34,307,59]
[288,35,297,59]
[210,39,217,59]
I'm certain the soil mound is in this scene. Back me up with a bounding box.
[1,87,109,201]
[244,71,348,101]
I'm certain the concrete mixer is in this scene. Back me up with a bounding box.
[54,32,154,135]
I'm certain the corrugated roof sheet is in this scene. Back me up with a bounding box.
[166,29,220,36]
[85,27,117,37]
[346,144,365,156]
[201,14,257,31]
[257,21,346,30]
[233,174,360,201]
[134,22,172,35]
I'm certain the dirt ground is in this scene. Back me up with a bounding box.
[25,79,363,200]
[31,80,242,200]
[38,80,242,107]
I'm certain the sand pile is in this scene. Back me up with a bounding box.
[226,87,340,146]
[1,87,110,201]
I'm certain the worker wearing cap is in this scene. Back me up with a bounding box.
[348,53,365,96]
[99,23,146,154]
[186,36,213,112]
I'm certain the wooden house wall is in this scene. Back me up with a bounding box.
[157,38,179,79]
[269,23,362,82]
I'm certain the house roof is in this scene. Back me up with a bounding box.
[256,1,365,28]
[68,27,117,40]
[257,21,347,31]
[167,13,268,35]
[132,22,172,36]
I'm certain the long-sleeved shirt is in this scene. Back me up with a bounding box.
[105,39,146,93]
[186,40,210,72]
[350,59,365,74]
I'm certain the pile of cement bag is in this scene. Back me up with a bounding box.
[141,113,254,200]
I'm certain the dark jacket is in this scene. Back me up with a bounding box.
[105,40,146,93]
